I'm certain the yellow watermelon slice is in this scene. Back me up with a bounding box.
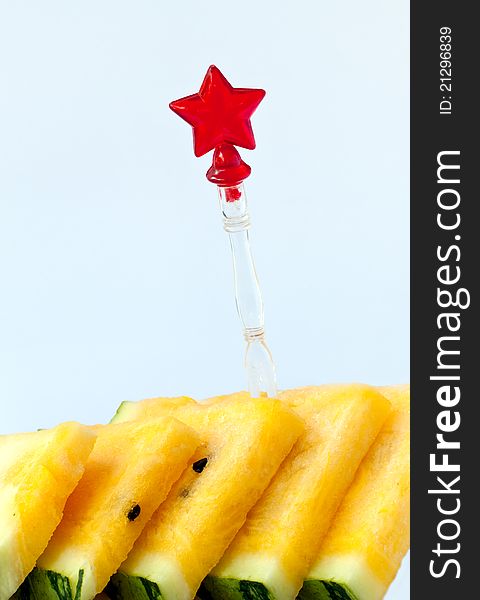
[201,384,391,600]
[111,396,196,423]
[22,417,199,600]
[0,422,96,600]
[297,384,410,600]
[107,397,304,600]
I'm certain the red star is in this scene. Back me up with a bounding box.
[169,65,266,157]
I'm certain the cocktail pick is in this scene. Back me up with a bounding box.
[170,65,277,398]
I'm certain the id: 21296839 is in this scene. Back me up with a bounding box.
[439,26,452,115]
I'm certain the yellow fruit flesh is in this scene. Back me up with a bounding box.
[111,396,196,423]
[305,384,410,600]
[0,422,96,600]
[208,384,391,600]
[201,391,252,405]
[37,417,199,600]
[116,398,304,600]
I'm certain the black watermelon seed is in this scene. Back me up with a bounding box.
[192,457,208,473]
[127,504,141,521]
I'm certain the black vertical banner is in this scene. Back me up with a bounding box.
[411,1,476,598]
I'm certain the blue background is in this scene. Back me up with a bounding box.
[0,1,409,597]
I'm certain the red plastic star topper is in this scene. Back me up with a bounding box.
[169,65,265,186]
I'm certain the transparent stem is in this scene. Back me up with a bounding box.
[218,183,277,398]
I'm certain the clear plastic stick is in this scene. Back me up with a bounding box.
[218,183,277,398]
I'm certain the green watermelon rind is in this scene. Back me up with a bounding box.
[15,567,84,600]
[199,576,275,600]
[198,576,358,600]
[109,402,135,424]
[106,572,164,600]
[298,579,359,600]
